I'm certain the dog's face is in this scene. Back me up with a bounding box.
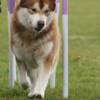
[16,0,56,32]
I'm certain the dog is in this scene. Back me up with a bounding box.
[11,0,60,99]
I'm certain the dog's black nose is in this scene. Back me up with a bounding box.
[37,21,44,31]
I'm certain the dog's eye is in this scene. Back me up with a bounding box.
[32,8,37,13]
[28,8,37,14]
[44,10,50,15]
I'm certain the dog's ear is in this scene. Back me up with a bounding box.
[19,0,35,8]
[15,0,26,8]
[15,0,27,8]
[15,0,21,7]
[49,0,56,11]
[19,0,27,7]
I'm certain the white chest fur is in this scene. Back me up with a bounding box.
[12,33,53,61]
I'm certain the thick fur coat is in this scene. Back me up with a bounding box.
[11,0,60,99]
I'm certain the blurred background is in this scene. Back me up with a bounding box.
[0,0,100,100]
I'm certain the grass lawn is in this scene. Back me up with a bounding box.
[69,0,100,100]
[1,0,100,100]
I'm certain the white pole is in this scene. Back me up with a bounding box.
[62,0,68,98]
[50,0,60,89]
[8,0,16,87]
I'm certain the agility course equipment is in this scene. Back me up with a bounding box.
[62,0,68,98]
[7,0,68,98]
[8,0,17,87]
[50,0,60,89]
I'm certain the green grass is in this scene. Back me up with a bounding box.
[1,0,100,100]
[69,0,100,100]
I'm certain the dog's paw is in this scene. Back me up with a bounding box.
[28,94,43,100]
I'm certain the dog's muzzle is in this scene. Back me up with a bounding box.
[35,20,45,31]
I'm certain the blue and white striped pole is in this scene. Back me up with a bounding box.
[8,0,16,87]
[62,0,68,98]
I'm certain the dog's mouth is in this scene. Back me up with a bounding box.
[35,27,43,32]
[31,27,44,33]
[29,26,43,33]
[34,26,45,32]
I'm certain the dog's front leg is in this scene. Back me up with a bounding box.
[16,59,31,89]
[27,68,38,91]
[28,62,52,99]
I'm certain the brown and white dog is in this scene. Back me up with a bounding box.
[11,0,60,99]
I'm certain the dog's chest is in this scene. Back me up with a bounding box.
[12,33,53,61]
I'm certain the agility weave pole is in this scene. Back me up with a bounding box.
[62,0,68,98]
[7,0,68,98]
[8,0,17,87]
[50,0,68,98]
[50,0,60,89]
